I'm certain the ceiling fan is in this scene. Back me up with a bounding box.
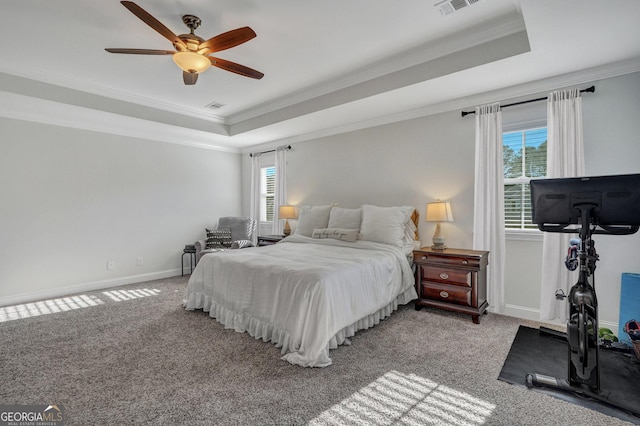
[105,1,264,85]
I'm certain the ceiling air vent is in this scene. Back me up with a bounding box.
[435,0,482,16]
[205,101,225,110]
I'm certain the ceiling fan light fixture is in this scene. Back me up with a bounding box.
[172,51,211,74]
[106,2,262,84]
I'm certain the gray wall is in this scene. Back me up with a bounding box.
[579,72,640,326]
[243,71,640,329]
[0,118,242,304]
[2,71,638,330]
[242,110,477,249]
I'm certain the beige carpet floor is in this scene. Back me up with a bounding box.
[0,276,635,425]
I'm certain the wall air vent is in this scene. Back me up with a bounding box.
[435,0,482,16]
[205,101,225,110]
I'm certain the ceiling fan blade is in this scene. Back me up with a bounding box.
[183,71,198,85]
[199,27,256,53]
[105,48,175,55]
[120,1,186,50]
[210,57,264,79]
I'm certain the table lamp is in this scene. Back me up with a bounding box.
[279,205,297,236]
[425,200,454,250]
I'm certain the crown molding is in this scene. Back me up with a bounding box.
[4,55,638,156]
[229,11,526,126]
[0,91,239,153]
[242,57,640,153]
[461,57,640,110]
[0,67,227,124]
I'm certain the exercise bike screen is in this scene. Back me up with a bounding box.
[530,173,640,228]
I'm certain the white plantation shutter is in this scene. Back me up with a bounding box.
[503,128,547,230]
[260,166,276,222]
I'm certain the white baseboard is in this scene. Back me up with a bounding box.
[598,319,619,332]
[0,269,182,307]
[499,303,619,332]
[501,303,552,323]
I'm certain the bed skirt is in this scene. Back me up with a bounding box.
[183,286,416,367]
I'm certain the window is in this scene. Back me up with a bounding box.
[260,166,276,223]
[503,127,547,230]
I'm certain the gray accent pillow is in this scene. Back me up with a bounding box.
[358,205,414,247]
[295,205,331,237]
[328,207,361,230]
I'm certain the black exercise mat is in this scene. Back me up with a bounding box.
[499,325,640,424]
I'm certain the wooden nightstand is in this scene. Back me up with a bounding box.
[257,235,284,246]
[413,247,489,324]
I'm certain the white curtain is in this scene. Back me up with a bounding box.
[249,152,262,246]
[272,146,288,235]
[540,89,585,321]
[473,103,506,313]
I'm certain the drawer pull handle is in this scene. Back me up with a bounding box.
[439,272,449,280]
[462,260,469,265]
[440,291,449,298]
[421,256,427,260]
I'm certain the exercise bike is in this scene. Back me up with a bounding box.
[527,203,600,392]
[525,174,640,397]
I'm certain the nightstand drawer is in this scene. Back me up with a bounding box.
[414,253,481,268]
[422,283,471,307]
[420,265,471,287]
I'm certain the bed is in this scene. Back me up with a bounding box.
[183,204,419,367]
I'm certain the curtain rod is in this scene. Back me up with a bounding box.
[461,86,595,117]
[249,144,292,157]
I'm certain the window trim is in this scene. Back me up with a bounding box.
[503,118,546,133]
[505,228,543,241]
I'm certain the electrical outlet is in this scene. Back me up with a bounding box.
[137,256,144,266]
[107,260,115,270]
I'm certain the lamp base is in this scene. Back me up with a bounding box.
[431,234,446,250]
[283,219,291,237]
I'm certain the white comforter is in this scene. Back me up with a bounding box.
[183,234,417,367]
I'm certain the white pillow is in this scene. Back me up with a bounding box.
[358,205,415,247]
[328,207,361,230]
[311,228,359,242]
[295,205,331,237]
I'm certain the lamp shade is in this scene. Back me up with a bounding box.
[425,201,454,223]
[172,51,211,73]
[278,205,297,219]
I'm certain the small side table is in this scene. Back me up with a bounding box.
[257,235,284,246]
[182,247,196,275]
[413,247,489,324]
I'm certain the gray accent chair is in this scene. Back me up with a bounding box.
[194,216,258,262]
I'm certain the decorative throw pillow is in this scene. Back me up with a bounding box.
[358,205,415,247]
[206,228,232,249]
[311,228,359,242]
[295,205,332,237]
[327,207,361,230]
